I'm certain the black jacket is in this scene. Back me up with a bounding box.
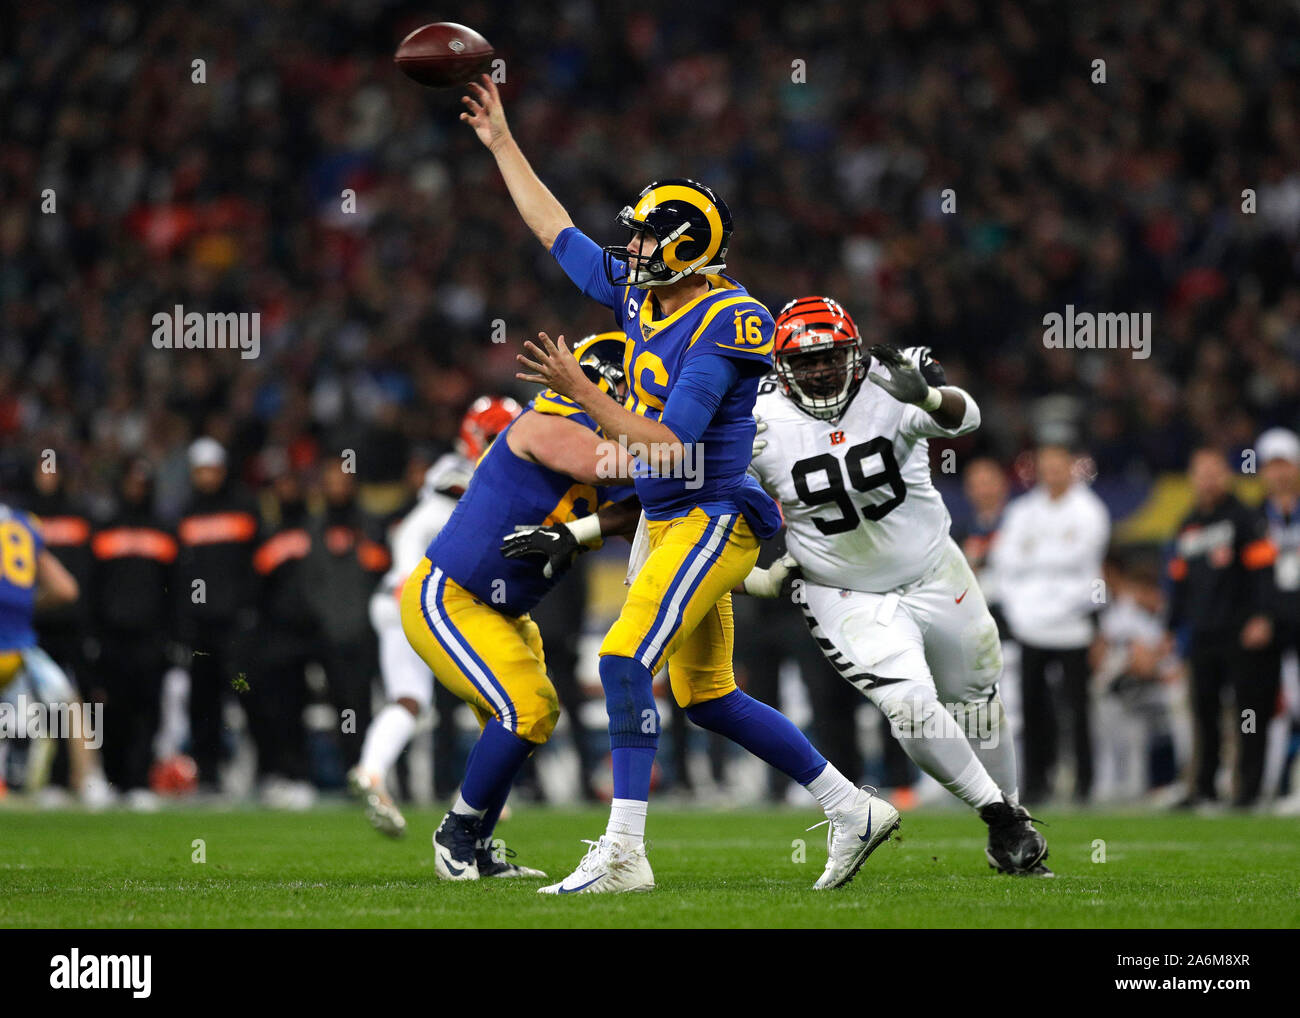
[1168,494,1275,642]
[91,502,178,640]
[253,499,316,636]
[26,489,93,640]
[302,502,389,646]
[174,485,260,638]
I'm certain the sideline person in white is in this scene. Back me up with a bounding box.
[743,295,1049,875]
[989,442,1109,804]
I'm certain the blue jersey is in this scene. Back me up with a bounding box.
[0,505,44,650]
[551,227,781,536]
[424,391,633,617]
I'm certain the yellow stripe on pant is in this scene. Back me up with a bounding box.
[400,558,559,745]
[599,507,759,709]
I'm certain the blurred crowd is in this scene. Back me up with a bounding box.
[4,0,1300,501]
[2,1,1300,809]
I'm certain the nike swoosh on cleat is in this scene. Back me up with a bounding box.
[441,856,465,876]
[557,875,604,894]
[955,588,968,604]
[858,803,873,842]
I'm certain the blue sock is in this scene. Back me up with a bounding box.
[611,746,657,802]
[599,655,659,800]
[686,689,826,785]
[459,720,534,813]
[478,785,510,845]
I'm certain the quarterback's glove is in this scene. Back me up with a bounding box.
[867,344,942,411]
[752,415,768,458]
[741,554,800,598]
[500,524,583,579]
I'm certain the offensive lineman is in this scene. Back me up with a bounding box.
[401,339,643,882]
[745,296,1051,876]
[348,396,516,837]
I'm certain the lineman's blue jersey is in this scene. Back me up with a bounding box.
[423,390,634,618]
[0,505,43,651]
[550,227,782,537]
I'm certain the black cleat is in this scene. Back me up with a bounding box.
[433,812,481,881]
[475,840,548,879]
[979,799,1048,875]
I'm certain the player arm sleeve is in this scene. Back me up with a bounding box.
[659,353,739,445]
[900,385,982,439]
[550,227,622,310]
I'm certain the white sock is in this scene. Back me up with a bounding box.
[451,793,487,819]
[606,798,648,843]
[805,762,858,817]
[875,683,1003,810]
[359,703,417,780]
[944,757,1003,809]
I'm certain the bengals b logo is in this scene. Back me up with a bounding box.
[829,430,846,445]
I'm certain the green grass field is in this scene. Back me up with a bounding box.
[1,804,1297,928]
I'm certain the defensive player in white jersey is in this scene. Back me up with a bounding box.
[744,296,1050,876]
[348,397,521,841]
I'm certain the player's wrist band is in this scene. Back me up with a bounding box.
[564,514,604,547]
[920,387,943,412]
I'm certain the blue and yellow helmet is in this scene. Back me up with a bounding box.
[602,178,733,288]
[572,331,627,400]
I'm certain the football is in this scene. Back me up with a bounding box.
[394,22,494,88]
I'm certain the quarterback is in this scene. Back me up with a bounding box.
[461,75,897,894]
[745,296,1051,876]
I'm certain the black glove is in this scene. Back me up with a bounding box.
[500,524,582,579]
[867,344,933,405]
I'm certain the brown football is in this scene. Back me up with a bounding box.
[394,22,494,88]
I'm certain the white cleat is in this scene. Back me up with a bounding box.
[347,767,406,838]
[538,836,655,895]
[812,787,901,890]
